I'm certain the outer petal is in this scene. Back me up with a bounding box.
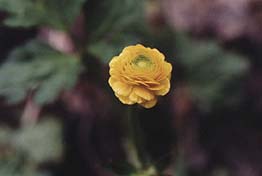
[140,98,157,108]
[123,44,145,54]
[108,44,172,109]
[154,79,170,96]
[109,56,119,68]
[147,84,165,91]
[164,62,172,76]
[108,77,117,87]
[133,86,155,101]
[129,90,144,104]
[115,93,135,105]
[109,78,132,96]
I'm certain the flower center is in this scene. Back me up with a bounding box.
[132,55,153,69]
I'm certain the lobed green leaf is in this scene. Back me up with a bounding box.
[0,0,86,30]
[175,34,250,110]
[0,40,81,105]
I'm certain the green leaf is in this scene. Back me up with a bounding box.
[85,0,145,63]
[12,118,63,163]
[85,0,145,41]
[88,34,140,63]
[0,0,86,30]
[0,118,61,176]
[175,34,250,110]
[105,160,136,176]
[0,40,81,105]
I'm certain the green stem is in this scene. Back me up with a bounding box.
[124,107,158,176]
[125,107,143,170]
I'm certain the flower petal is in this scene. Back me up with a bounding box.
[154,79,170,96]
[109,56,119,67]
[129,90,144,104]
[115,93,135,105]
[164,63,172,76]
[109,78,132,96]
[133,86,155,101]
[108,44,172,109]
[140,98,157,108]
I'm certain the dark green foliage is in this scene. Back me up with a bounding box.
[175,34,249,110]
[0,118,62,176]
[106,161,136,176]
[0,0,86,30]
[85,0,144,40]
[0,40,81,105]
[88,34,140,63]
[86,0,144,63]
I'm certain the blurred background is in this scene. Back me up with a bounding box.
[0,0,261,175]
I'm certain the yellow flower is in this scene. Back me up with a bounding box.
[108,44,172,108]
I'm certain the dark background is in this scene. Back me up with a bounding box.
[0,0,262,176]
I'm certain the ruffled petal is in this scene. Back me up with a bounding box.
[140,98,157,108]
[109,78,133,96]
[108,44,172,108]
[133,86,155,101]
[154,79,170,96]
[115,93,135,105]
[129,90,144,104]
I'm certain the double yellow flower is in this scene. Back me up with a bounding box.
[108,44,172,108]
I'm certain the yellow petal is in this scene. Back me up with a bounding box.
[147,84,165,91]
[108,77,117,87]
[133,86,154,101]
[140,98,157,108]
[164,62,172,75]
[109,56,119,67]
[129,90,144,104]
[123,44,145,53]
[154,79,170,95]
[109,78,132,96]
[108,44,172,109]
[115,93,135,105]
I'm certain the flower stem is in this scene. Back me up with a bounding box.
[124,107,159,176]
[125,107,143,170]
